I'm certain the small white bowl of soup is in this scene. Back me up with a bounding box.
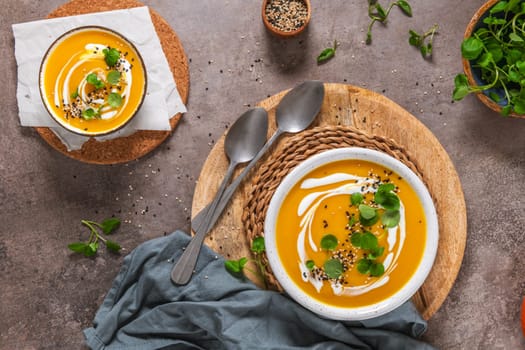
[264,147,438,320]
[39,26,147,136]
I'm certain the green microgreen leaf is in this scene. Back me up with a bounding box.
[357,259,371,274]
[103,47,120,67]
[369,262,385,276]
[357,258,385,276]
[351,231,378,250]
[251,236,265,254]
[68,242,88,254]
[489,92,501,103]
[225,257,249,274]
[378,183,395,192]
[452,74,470,101]
[317,40,338,64]
[348,215,357,227]
[324,258,343,279]
[381,209,401,228]
[82,108,98,120]
[359,212,380,226]
[320,234,338,251]
[502,104,512,116]
[108,92,123,108]
[86,73,105,89]
[105,240,121,252]
[358,204,377,220]
[350,192,364,206]
[70,88,79,100]
[408,24,438,59]
[101,218,120,235]
[374,184,400,210]
[368,246,385,260]
[490,1,507,14]
[375,3,387,20]
[86,242,99,257]
[107,70,121,85]
[396,0,412,16]
[306,260,315,270]
[361,231,379,250]
[461,37,484,60]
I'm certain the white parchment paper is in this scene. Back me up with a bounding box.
[12,6,187,150]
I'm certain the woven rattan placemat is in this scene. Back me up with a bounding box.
[241,125,424,290]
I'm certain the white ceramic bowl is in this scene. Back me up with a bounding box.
[264,147,439,320]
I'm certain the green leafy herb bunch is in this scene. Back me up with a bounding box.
[453,0,525,116]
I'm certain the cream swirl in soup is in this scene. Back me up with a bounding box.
[296,172,406,296]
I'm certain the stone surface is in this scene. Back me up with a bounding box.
[1,0,524,349]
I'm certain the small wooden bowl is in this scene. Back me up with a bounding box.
[462,0,525,118]
[262,0,311,38]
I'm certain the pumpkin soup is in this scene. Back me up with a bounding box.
[39,26,146,136]
[275,159,427,307]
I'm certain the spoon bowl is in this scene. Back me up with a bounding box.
[225,108,268,164]
[276,80,325,133]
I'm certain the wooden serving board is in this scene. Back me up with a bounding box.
[35,0,189,164]
[192,83,467,320]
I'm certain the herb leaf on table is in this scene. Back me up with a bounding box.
[68,218,122,257]
[366,0,413,45]
[225,236,268,287]
[408,24,439,59]
[317,40,338,64]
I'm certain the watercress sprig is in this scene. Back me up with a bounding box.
[351,231,385,276]
[317,40,338,64]
[409,24,439,58]
[103,47,121,67]
[225,236,268,288]
[366,0,412,45]
[68,218,122,257]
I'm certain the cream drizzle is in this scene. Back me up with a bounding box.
[53,43,132,120]
[296,172,407,296]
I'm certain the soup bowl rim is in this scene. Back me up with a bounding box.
[264,147,439,320]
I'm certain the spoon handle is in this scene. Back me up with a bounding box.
[191,129,283,235]
[171,161,237,285]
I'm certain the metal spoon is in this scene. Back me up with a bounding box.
[190,80,325,235]
[171,107,268,284]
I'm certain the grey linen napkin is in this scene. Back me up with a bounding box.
[83,230,436,350]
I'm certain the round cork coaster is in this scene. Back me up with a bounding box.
[35,0,189,164]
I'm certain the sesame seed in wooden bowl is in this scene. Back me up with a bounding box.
[262,0,311,38]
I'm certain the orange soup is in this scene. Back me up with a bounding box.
[275,159,426,307]
[40,27,146,135]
